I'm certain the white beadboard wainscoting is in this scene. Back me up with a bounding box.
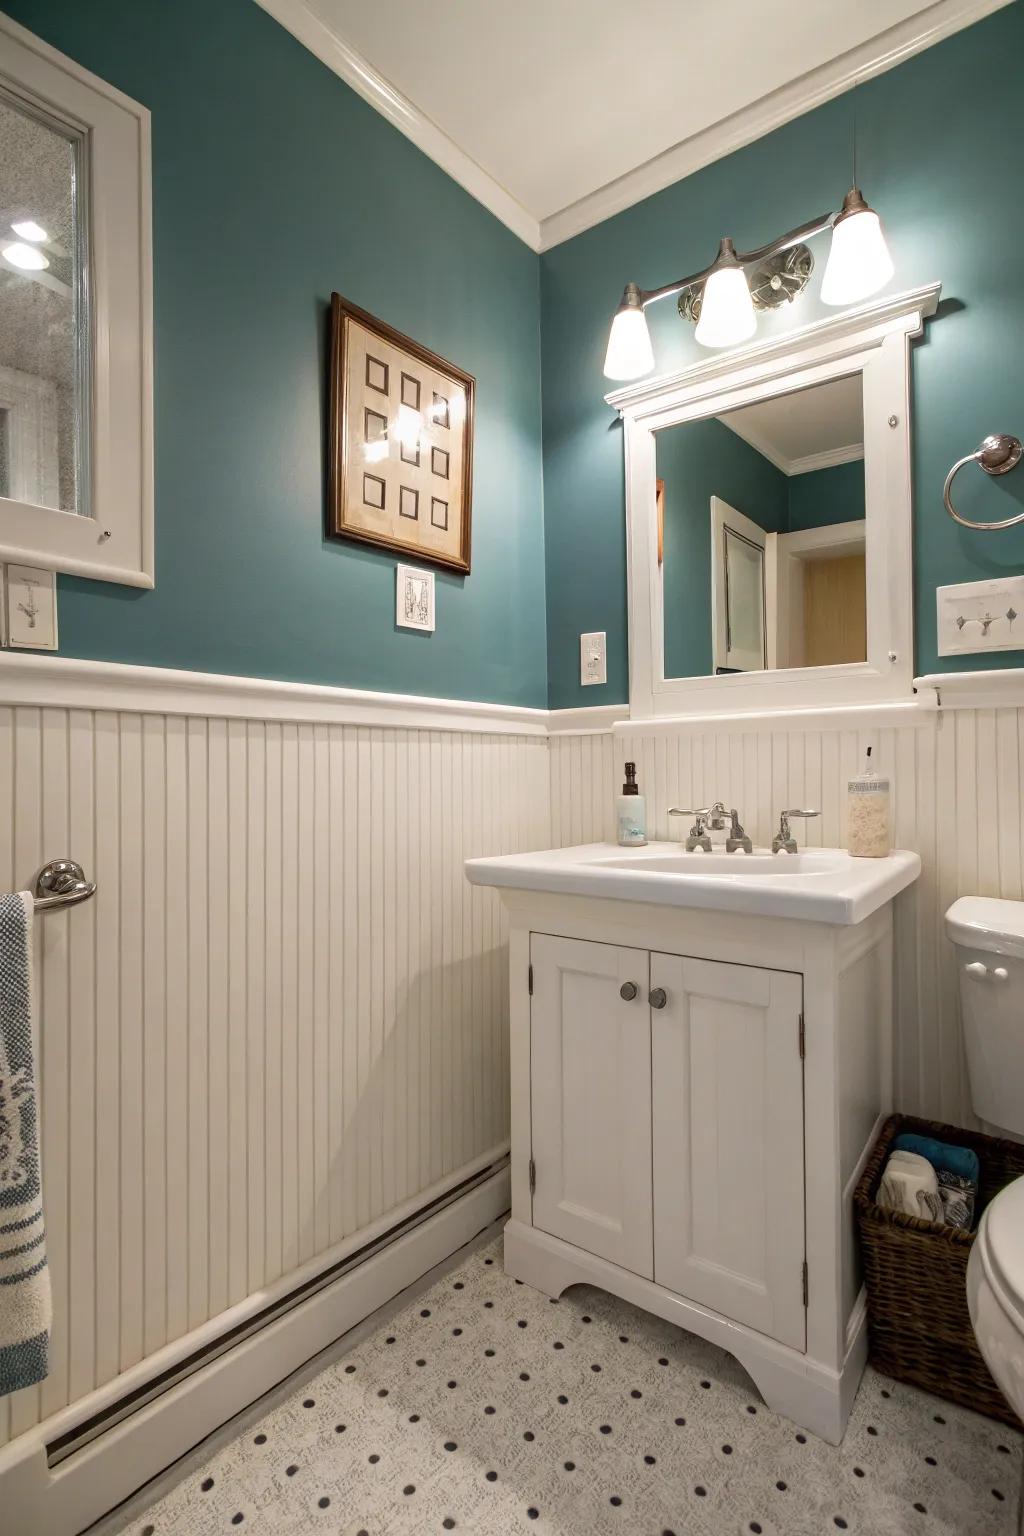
[0,657,550,1525]
[2,650,1022,1529]
[549,695,1024,1132]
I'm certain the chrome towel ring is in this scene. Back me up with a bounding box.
[943,433,1024,529]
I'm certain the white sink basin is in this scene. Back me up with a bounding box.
[465,841,920,924]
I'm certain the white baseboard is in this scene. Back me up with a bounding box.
[0,1165,510,1536]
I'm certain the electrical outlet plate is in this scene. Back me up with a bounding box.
[580,631,606,686]
[936,575,1024,657]
[5,563,58,650]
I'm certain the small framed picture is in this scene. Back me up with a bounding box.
[396,562,435,632]
[5,564,58,650]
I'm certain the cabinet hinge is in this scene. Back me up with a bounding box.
[802,1260,809,1308]
[528,963,534,996]
[798,1013,805,1059]
[528,1157,536,1195]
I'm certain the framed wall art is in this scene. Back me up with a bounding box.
[329,294,475,573]
[395,562,435,632]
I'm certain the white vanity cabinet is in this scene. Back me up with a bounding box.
[530,937,806,1347]
[466,853,912,1446]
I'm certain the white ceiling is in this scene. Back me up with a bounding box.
[260,0,1010,249]
[721,374,864,475]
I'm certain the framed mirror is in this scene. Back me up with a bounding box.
[608,284,940,720]
[0,13,152,587]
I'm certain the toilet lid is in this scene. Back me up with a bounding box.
[945,896,1024,960]
[983,1177,1024,1322]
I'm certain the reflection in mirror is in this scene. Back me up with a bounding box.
[658,374,866,678]
[0,89,86,514]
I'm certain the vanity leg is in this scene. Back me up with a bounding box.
[503,1217,866,1446]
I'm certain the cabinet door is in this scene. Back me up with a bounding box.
[530,934,653,1277]
[651,954,805,1350]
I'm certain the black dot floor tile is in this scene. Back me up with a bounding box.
[103,1235,1021,1536]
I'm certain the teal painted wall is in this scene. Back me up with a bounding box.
[787,460,865,532]
[660,418,787,677]
[3,0,547,706]
[541,4,1024,708]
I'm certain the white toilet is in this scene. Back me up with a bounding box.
[945,896,1024,1455]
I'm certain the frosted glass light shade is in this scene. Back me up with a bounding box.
[694,264,756,348]
[821,191,894,306]
[604,288,654,380]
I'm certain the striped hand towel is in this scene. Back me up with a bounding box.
[0,891,50,1396]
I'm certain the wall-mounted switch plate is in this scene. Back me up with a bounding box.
[580,630,607,686]
[4,564,58,650]
[937,575,1024,656]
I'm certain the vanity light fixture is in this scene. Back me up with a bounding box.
[603,189,894,378]
[820,187,894,305]
[2,240,50,271]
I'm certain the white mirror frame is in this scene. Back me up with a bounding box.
[607,282,941,721]
[0,13,153,588]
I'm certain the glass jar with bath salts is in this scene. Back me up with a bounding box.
[847,747,891,858]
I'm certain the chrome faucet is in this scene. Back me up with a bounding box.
[668,800,752,853]
[772,807,820,854]
[668,807,712,852]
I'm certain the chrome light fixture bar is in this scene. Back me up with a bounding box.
[603,189,894,380]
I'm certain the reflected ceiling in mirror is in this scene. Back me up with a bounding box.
[658,373,866,680]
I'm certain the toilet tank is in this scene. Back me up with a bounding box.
[946,897,1024,1136]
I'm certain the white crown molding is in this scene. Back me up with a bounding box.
[538,0,1013,250]
[788,443,865,475]
[0,653,551,736]
[915,668,1024,709]
[252,0,541,250]
[605,282,942,418]
[253,1,1007,256]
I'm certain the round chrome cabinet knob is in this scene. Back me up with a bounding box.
[649,988,668,1009]
[620,981,639,1001]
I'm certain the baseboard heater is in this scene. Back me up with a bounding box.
[46,1156,510,1471]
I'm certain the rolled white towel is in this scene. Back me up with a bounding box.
[878,1149,943,1223]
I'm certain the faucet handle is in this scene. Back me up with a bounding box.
[773,807,820,854]
[668,808,713,852]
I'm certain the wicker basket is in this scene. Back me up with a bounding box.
[854,1113,1024,1428]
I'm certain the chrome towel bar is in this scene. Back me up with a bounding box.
[33,860,96,913]
[943,433,1024,530]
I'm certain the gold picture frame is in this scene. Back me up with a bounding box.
[329,294,475,573]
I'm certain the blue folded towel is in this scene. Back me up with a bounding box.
[0,892,50,1396]
[892,1132,980,1187]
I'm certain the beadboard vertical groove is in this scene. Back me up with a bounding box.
[0,704,549,1449]
[549,709,1024,1132]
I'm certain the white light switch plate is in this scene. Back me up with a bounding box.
[580,631,607,686]
[937,575,1024,656]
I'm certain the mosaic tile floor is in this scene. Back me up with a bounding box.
[104,1232,1021,1536]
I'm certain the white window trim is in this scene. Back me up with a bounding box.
[607,282,941,721]
[0,13,153,588]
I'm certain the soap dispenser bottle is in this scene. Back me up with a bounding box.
[616,762,647,847]
[847,746,891,858]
